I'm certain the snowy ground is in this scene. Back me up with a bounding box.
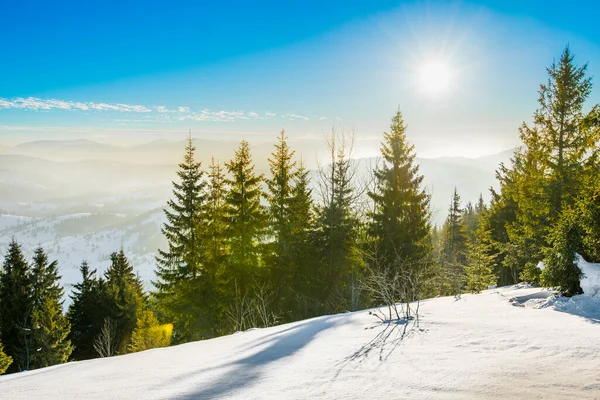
[2,285,600,399]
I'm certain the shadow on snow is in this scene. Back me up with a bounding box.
[175,315,343,399]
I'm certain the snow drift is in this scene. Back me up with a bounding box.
[538,253,600,297]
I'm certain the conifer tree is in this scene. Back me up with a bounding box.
[189,156,230,336]
[537,47,595,218]
[0,240,33,372]
[68,261,107,360]
[314,129,362,312]
[154,134,206,341]
[104,250,145,354]
[225,140,266,290]
[541,208,584,296]
[368,111,431,279]
[155,134,206,297]
[29,247,72,368]
[288,158,316,317]
[442,188,468,296]
[494,47,600,289]
[204,157,229,281]
[465,228,498,293]
[0,341,11,374]
[266,130,297,310]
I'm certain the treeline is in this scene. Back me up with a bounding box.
[431,46,600,297]
[0,244,171,374]
[153,112,432,343]
[0,46,598,374]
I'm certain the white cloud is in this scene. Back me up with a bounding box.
[319,116,327,120]
[0,97,312,124]
[0,97,153,113]
[282,113,310,121]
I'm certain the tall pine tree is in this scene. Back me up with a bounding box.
[29,247,72,368]
[225,140,266,291]
[67,261,107,360]
[104,250,145,354]
[368,111,431,299]
[266,130,297,312]
[314,128,363,312]
[442,188,468,296]
[154,134,206,340]
[0,240,33,372]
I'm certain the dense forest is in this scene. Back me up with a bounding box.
[0,46,598,374]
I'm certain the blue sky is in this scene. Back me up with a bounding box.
[1,0,599,157]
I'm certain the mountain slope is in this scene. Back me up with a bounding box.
[2,286,599,399]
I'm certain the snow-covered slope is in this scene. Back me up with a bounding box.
[2,286,600,399]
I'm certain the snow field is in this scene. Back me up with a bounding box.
[2,285,599,399]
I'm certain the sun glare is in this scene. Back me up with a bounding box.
[417,61,452,96]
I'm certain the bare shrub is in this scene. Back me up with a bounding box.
[93,317,118,358]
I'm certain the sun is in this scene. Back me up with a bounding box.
[417,60,452,96]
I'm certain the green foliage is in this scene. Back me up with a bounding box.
[265,130,297,313]
[313,128,363,313]
[0,240,34,372]
[0,342,12,374]
[465,228,498,293]
[0,243,72,372]
[29,247,73,368]
[104,250,146,354]
[155,134,206,290]
[154,134,208,342]
[287,159,317,318]
[67,261,108,360]
[541,208,584,296]
[487,46,599,292]
[127,309,172,353]
[441,188,468,296]
[368,111,431,267]
[225,140,266,290]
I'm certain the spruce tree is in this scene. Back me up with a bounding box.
[29,247,72,368]
[68,261,107,360]
[537,47,595,218]
[442,188,468,296]
[266,130,297,311]
[154,134,206,341]
[465,227,498,293]
[225,140,266,290]
[288,159,316,317]
[0,240,33,372]
[368,111,431,274]
[314,129,362,312]
[495,47,599,289]
[104,250,145,354]
[155,134,206,297]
